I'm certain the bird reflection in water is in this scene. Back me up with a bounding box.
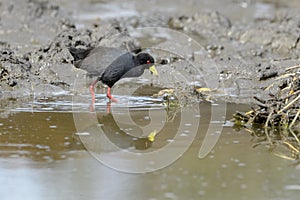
[96,111,157,150]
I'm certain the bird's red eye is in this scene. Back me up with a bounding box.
[147,60,150,64]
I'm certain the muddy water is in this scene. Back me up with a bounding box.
[1,98,300,200]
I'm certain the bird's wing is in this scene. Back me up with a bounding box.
[73,47,126,76]
[122,65,144,78]
[100,62,126,87]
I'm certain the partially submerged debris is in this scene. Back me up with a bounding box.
[234,64,300,129]
[152,87,213,122]
[233,64,300,160]
[194,87,213,102]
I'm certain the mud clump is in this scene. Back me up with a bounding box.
[0,49,33,98]
[169,9,300,61]
[0,0,141,100]
[168,8,300,104]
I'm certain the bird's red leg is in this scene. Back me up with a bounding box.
[89,79,99,112]
[89,79,99,101]
[107,87,118,103]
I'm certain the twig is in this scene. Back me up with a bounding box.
[283,141,300,153]
[289,109,300,130]
[264,111,273,145]
[278,94,300,114]
[275,73,296,80]
[273,152,296,160]
[279,90,300,101]
[286,64,300,71]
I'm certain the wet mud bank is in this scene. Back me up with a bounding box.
[0,1,140,102]
[1,0,300,107]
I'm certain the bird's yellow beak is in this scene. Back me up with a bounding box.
[149,65,158,76]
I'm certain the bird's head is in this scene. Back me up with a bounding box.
[135,52,158,76]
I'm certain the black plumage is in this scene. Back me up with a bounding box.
[69,46,157,102]
[100,52,155,88]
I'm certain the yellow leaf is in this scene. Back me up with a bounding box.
[196,87,211,93]
[148,130,157,142]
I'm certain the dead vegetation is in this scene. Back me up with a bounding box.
[233,64,300,160]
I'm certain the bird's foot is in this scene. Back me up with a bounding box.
[106,102,112,113]
[108,96,118,103]
[89,93,96,112]
[89,103,95,112]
